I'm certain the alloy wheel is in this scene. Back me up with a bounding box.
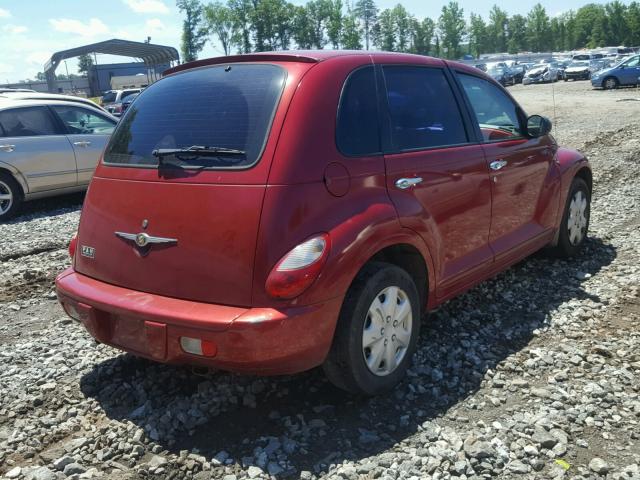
[567,190,588,246]
[362,286,413,376]
[0,180,13,215]
[604,78,617,89]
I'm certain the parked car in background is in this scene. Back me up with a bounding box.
[107,92,141,117]
[591,54,640,89]
[523,63,559,84]
[0,88,36,93]
[101,89,141,111]
[0,98,117,219]
[487,65,516,86]
[509,64,526,83]
[56,51,592,396]
[0,91,109,114]
[564,60,593,81]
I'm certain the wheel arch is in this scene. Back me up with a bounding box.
[337,229,436,317]
[0,162,28,196]
[574,166,593,194]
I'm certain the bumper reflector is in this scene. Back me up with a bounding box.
[180,337,217,357]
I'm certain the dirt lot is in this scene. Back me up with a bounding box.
[0,81,639,480]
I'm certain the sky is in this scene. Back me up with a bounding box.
[0,0,628,83]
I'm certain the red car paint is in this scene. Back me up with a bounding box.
[56,51,591,375]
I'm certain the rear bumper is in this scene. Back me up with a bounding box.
[55,269,343,375]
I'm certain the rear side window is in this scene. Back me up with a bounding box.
[0,107,58,137]
[457,73,523,142]
[336,66,380,156]
[104,64,286,169]
[382,66,468,151]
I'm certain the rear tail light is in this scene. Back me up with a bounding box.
[265,234,330,299]
[68,233,78,258]
[180,337,217,357]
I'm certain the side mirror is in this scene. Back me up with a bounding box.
[526,115,552,138]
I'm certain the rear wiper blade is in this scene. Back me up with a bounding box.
[152,145,246,159]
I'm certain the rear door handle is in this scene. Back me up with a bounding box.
[489,159,508,171]
[73,141,92,147]
[0,144,15,152]
[395,177,423,189]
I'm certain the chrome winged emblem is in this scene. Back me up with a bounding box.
[115,231,178,255]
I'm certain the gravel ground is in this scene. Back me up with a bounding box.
[1,81,639,480]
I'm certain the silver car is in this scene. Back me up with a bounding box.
[0,98,117,220]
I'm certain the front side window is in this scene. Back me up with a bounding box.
[52,106,116,135]
[457,73,523,142]
[336,66,380,156]
[623,56,639,67]
[0,107,58,137]
[382,66,468,151]
[104,64,286,169]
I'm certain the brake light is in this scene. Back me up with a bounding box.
[265,234,330,299]
[69,233,78,258]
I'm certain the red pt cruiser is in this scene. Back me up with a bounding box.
[56,51,591,395]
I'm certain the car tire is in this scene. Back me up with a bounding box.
[603,76,619,89]
[0,172,23,221]
[551,177,590,258]
[323,262,421,396]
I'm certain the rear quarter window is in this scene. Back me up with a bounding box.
[104,64,286,169]
[336,66,381,156]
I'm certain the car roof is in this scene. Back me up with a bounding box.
[0,97,118,119]
[0,92,110,112]
[165,50,446,75]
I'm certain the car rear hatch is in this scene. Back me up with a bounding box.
[74,60,314,308]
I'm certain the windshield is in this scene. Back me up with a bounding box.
[569,61,589,67]
[488,67,505,74]
[103,64,287,169]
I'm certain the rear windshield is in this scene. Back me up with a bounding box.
[103,64,287,169]
[102,92,117,103]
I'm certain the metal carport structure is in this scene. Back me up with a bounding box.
[43,38,180,93]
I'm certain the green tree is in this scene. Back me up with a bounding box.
[341,7,362,49]
[392,4,412,52]
[605,1,629,45]
[438,1,466,59]
[374,9,396,51]
[307,0,331,48]
[292,5,315,48]
[408,17,434,55]
[507,14,527,53]
[354,0,378,49]
[326,0,343,48]
[488,5,508,52]
[177,0,208,61]
[204,2,235,55]
[526,4,551,52]
[468,13,488,57]
[77,54,93,76]
[574,4,608,48]
[627,2,640,45]
[250,0,293,51]
[228,0,253,53]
